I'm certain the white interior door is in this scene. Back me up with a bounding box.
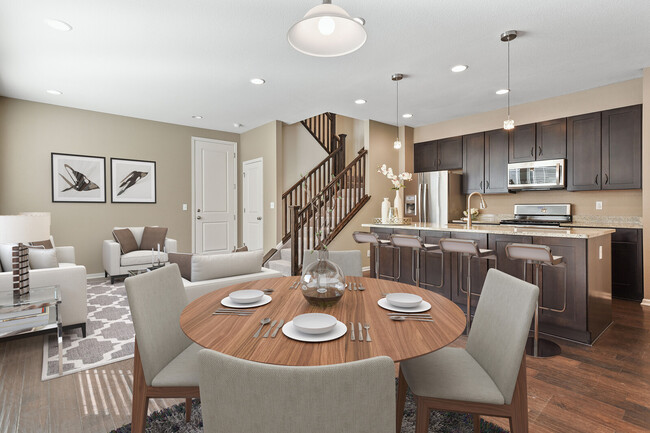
[242,158,264,251]
[192,137,237,254]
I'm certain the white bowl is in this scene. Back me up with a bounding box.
[386,293,423,308]
[292,313,338,335]
[228,289,264,304]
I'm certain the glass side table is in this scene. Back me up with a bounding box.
[0,286,63,375]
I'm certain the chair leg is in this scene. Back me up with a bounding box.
[509,355,529,433]
[132,343,149,433]
[396,366,408,433]
[185,398,192,422]
[473,414,481,433]
[415,398,429,433]
[81,323,87,338]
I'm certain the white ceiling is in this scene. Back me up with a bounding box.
[1,0,649,133]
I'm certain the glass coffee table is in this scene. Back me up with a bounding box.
[0,286,63,375]
[128,264,166,277]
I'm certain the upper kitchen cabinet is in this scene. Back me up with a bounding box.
[413,137,463,172]
[567,112,601,191]
[508,123,536,163]
[413,140,437,172]
[536,118,567,161]
[436,136,463,170]
[601,105,641,190]
[484,129,509,193]
[462,132,485,194]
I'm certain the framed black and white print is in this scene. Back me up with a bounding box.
[51,153,106,203]
[111,158,156,203]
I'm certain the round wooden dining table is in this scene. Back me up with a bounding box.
[180,276,466,366]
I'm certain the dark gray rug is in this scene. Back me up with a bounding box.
[109,388,508,432]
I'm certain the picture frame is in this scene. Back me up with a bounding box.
[51,153,106,203]
[110,158,156,203]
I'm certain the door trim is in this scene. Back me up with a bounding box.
[242,157,264,251]
[191,137,238,254]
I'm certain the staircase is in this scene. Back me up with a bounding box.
[266,113,370,276]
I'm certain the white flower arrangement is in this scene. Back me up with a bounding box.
[378,164,412,190]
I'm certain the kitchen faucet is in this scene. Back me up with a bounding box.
[466,192,487,229]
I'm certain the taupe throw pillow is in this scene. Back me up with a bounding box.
[113,228,139,254]
[140,226,168,251]
[30,239,53,249]
[168,252,193,281]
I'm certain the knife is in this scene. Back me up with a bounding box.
[358,322,363,342]
[263,320,277,338]
[350,322,355,341]
[271,319,284,338]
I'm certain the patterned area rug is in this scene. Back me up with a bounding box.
[109,388,508,433]
[42,279,135,380]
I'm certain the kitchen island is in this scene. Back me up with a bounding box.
[361,222,614,344]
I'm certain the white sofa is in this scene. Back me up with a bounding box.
[0,237,88,336]
[184,268,282,301]
[103,226,177,283]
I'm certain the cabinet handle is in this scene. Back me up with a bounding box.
[604,173,609,184]
[479,180,483,190]
[530,147,534,157]
[438,159,442,166]
[486,180,490,189]
[594,174,599,185]
[538,146,543,156]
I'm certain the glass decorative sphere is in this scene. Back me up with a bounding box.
[301,250,346,307]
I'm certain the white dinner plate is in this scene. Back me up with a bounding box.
[221,294,272,309]
[282,320,347,342]
[377,298,431,313]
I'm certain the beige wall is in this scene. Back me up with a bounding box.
[414,79,643,218]
[281,122,327,191]
[0,97,239,274]
[238,121,283,253]
[642,69,650,302]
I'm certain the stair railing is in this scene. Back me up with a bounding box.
[301,112,338,154]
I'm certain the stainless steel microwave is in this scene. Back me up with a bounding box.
[507,159,565,190]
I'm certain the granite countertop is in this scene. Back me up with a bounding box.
[361,222,615,239]
[450,214,642,229]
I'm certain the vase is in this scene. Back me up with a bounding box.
[394,189,403,219]
[381,198,390,223]
[300,250,346,307]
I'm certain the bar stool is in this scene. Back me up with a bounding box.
[505,243,567,358]
[352,231,397,280]
[389,234,444,289]
[438,238,497,334]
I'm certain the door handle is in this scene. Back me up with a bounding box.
[197,209,201,212]
[197,216,202,220]
[257,216,262,220]
[594,174,599,185]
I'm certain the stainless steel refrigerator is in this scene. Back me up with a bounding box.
[414,171,464,224]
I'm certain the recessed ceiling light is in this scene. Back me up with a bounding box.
[354,99,366,105]
[46,89,63,95]
[451,65,468,73]
[44,19,72,32]
[496,89,510,95]
[250,78,265,85]
[192,115,203,119]
[402,113,413,119]
[353,17,366,25]
[233,123,243,128]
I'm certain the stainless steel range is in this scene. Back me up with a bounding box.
[499,204,572,227]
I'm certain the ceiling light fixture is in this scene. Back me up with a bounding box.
[233,123,243,128]
[402,113,413,119]
[501,30,517,130]
[496,89,509,95]
[250,78,265,85]
[451,65,468,73]
[392,73,403,150]
[44,19,72,32]
[192,115,203,119]
[46,89,63,95]
[354,99,366,105]
[287,0,367,57]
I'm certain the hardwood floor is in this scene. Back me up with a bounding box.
[0,299,648,433]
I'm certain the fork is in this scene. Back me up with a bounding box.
[363,323,371,342]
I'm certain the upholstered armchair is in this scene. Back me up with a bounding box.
[103,227,177,283]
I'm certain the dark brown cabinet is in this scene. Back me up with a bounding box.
[418,230,452,298]
[611,228,643,301]
[536,118,567,161]
[414,137,462,173]
[508,123,536,163]
[462,132,485,194]
[567,112,602,191]
[484,129,509,193]
[601,105,642,190]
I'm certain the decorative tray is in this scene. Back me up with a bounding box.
[372,217,412,225]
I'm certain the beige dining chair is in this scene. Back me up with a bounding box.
[302,249,363,277]
[396,269,539,433]
[198,349,395,433]
[125,264,201,433]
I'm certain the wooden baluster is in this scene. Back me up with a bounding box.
[290,206,299,276]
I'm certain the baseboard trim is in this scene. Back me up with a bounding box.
[87,273,105,280]
[641,299,650,307]
[362,266,370,272]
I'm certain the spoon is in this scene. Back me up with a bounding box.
[358,284,365,291]
[390,316,435,322]
[253,318,271,337]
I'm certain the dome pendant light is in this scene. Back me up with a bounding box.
[501,30,517,130]
[392,74,403,150]
[287,0,367,57]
